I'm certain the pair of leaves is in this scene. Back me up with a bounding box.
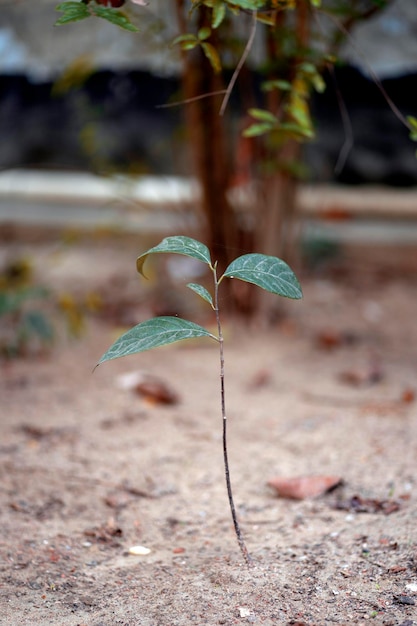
[137,236,302,299]
[243,108,278,138]
[172,29,221,73]
[55,1,139,32]
[176,0,267,70]
[243,108,313,141]
[98,236,302,365]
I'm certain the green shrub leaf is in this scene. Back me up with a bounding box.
[223,254,302,299]
[23,311,54,341]
[55,1,90,25]
[407,115,417,131]
[137,236,212,277]
[261,79,292,92]
[187,283,214,307]
[172,33,199,49]
[226,0,266,9]
[212,1,226,28]
[92,6,139,32]
[242,122,275,137]
[201,42,222,73]
[97,316,217,364]
[198,26,211,41]
[248,108,277,123]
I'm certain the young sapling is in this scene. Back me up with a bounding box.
[97,236,302,565]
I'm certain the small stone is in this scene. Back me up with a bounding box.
[393,595,415,606]
[238,607,251,617]
[128,545,151,556]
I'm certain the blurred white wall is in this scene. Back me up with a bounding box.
[0,0,416,81]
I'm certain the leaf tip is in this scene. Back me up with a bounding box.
[136,255,149,279]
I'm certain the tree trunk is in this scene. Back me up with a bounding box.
[175,1,238,276]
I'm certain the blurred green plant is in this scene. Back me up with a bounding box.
[0,259,53,357]
[0,257,100,357]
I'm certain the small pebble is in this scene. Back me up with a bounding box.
[393,595,415,606]
[238,607,251,617]
[128,545,151,556]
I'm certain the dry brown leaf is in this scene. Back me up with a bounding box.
[316,329,344,350]
[116,371,179,405]
[135,377,179,405]
[267,475,342,500]
[333,494,402,515]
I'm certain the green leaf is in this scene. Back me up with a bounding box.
[137,236,212,277]
[261,79,292,92]
[23,311,54,342]
[201,42,222,73]
[226,0,266,9]
[97,316,217,365]
[0,286,49,316]
[198,26,211,40]
[187,283,214,307]
[280,121,314,139]
[408,116,417,141]
[172,33,199,49]
[310,0,321,6]
[56,1,85,8]
[55,1,90,25]
[242,122,275,137]
[288,104,311,128]
[297,62,316,75]
[212,1,226,28]
[408,116,417,131]
[54,10,88,23]
[311,73,326,93]
[222,254,302,299]
[248,108,277,123]
[92,6,139,32]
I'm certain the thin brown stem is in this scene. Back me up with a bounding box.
[219,10,257,116]
[214,269,252,567]
[156,90,227,109]
[318,8,413,133]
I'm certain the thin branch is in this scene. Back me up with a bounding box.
[329,64,354,175]
[219,10,258,116]
[156,89,227,109]
[319,8,413,132]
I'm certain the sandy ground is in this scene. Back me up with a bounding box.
[0,236,416,625]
